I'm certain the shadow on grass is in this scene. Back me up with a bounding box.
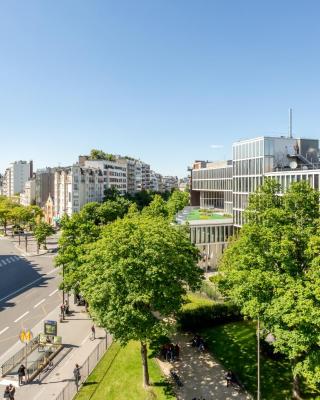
[201,321,311,400]
[152,379,176,397]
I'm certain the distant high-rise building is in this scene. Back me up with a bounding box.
[3,160,33,197]
[35,167,55,207]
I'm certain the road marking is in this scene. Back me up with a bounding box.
[14,311,29,323]
[1,260,7,265]
[49,289,58,297]
[0,327,9,335]
[33,299,45,308]
[0,269,58,304]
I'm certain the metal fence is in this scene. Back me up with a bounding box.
[54,334,112,400]
[1,334,40,376]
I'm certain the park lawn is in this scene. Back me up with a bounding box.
[75,341,175,400]
[182,292,215,311]
[202,321,320,400]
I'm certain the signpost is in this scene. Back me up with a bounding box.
[19,329,33,382]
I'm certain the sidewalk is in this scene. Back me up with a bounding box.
[158,333,252,400]
[0,303,106,400]
[11,232,59,257]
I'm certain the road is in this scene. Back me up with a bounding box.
[0,236,62,356]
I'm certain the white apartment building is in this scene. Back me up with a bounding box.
[20,179,36,206]
[117,158,142,195]
[83,160,127,195]
[3,160,33,197]
[141,162,151,190]
[162,175,179,192]
[54,165,104,219]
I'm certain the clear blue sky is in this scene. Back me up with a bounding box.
[1,1,320,177]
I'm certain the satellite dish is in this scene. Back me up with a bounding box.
[290,161,298,169]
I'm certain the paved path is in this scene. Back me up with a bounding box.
[0,303,107,400]
[158,333,252,400]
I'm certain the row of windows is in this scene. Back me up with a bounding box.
[269,173,319,192]
[233,139,264,160]
[193,178,232,191]
[233,177,263,193]
[190,225,233,244]
[233,158,264,176]
[193,167,232,180]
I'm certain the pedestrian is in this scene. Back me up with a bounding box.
[73,363,81,388]
[174,343,180,360]
[18,364,26,385]
[91,325,95,340]
[64,299,69,315]
[3,386,10,399]
[8,384,15,400]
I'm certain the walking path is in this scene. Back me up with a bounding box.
[158,333,252,400]
[0,302,107,400]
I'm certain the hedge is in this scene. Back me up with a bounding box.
[177,301,242,331]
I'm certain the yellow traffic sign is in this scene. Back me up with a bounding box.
[19,329,33,343]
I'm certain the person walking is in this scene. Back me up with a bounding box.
[91,325,95,340]
[73,364,81,390]
[8,384,15,400]
[17,364,26,385]
[3,386,10,399]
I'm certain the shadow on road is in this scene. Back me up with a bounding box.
[0,254,55,311]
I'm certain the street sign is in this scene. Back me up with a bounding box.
[44,320,57,336]
[19,329,33,343]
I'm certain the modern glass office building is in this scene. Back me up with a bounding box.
[187,135,320,268]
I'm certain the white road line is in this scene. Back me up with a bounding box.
[14,311,29,323]
[33,299,46,308]
[0,327,9,335]
[49,289,58,297]
[10,257,16,262]
[1,260,7,265]
[0,269,58,304]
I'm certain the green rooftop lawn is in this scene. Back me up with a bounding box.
[186,209,231,221]
[75,341,175,400]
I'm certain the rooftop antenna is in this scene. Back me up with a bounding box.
[289,108,293,138]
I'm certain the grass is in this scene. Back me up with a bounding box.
[202,321,319,400]
[182,292,215,311]
[186,209,229,221]
[75,341,175,400]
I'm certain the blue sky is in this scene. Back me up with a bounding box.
[0,1,320,177]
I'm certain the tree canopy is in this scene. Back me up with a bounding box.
[217,179,320,397]
[71,213,202,386]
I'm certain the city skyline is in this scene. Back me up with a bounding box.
[1,1,320,176]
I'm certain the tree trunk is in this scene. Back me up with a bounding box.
[140,341,149,387]
[37,243,40,255]
[4,221,7,236]
[292,374,303,400]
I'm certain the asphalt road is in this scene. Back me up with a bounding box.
[0,236,62,356]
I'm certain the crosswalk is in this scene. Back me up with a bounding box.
[0,256,21,267]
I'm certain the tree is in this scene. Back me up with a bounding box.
[90,149,115,161]
[33,222,55,253]
[103,187,121,201]
[142,194,168,218]
[217,179,320,398]
[166,190,189,220]
[55,198,132,291]
[69,214,202,387]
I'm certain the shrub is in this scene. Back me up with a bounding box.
[200,280,223,301]
[177,300,242,331]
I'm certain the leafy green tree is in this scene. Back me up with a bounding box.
[56,198,131,291]
[217,179,320,398]
[33,221,55,252]
[0,203,11,235]
[103,187,121,201]
[166,190,189,220]
[142,194,168,218]
[72,214,201,387]
[90,149,115,161]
